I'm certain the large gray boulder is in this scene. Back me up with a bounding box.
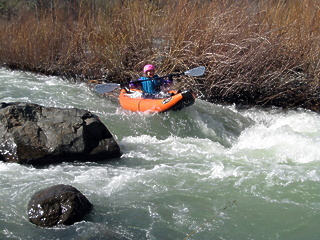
[0,102,121,164]
[28,184,93,227]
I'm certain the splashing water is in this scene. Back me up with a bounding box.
[1,68,320,240]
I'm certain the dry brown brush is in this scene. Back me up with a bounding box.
[0,0,319,110]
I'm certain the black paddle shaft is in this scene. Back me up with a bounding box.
[126,73,183,86]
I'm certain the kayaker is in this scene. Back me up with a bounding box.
[130,64,172,98]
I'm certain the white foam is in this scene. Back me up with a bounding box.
[232,109,320,163]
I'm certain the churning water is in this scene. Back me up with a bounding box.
[1,68,320,240]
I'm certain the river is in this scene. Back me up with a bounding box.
[1,68,320,240]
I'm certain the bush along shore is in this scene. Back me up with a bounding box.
[0,0,319,111]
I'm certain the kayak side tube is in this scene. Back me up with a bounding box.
[165,90,196,112]
[119,89,196,113]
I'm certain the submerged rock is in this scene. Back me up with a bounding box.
[28,184,93,227]
[0,102,121,164]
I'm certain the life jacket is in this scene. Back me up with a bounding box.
[139,75,162,94]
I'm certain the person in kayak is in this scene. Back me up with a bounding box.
[130,64,172,98]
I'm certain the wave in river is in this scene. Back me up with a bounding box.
[1,68,320,240]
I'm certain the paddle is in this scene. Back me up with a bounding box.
[94,66,205,94]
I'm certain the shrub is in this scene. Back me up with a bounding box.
[0,0,319,110]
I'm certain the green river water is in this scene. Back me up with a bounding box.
[1,68,320,240]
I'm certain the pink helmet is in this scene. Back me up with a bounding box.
[143,64,156,73]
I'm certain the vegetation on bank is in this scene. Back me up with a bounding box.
[0,0,319,111]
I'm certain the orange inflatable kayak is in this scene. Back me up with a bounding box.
[119,89,196,113]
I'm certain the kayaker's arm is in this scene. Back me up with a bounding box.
[94,66,205,94]
[126,66,205,85]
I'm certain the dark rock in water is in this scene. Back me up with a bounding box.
[0,102,121,164]
[28,184,93,227]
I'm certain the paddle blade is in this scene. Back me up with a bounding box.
[184,66,205,77]
[94,83,120,94]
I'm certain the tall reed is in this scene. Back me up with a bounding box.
[0,0,319,110]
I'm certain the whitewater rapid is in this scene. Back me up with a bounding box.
[1,68,320,240]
